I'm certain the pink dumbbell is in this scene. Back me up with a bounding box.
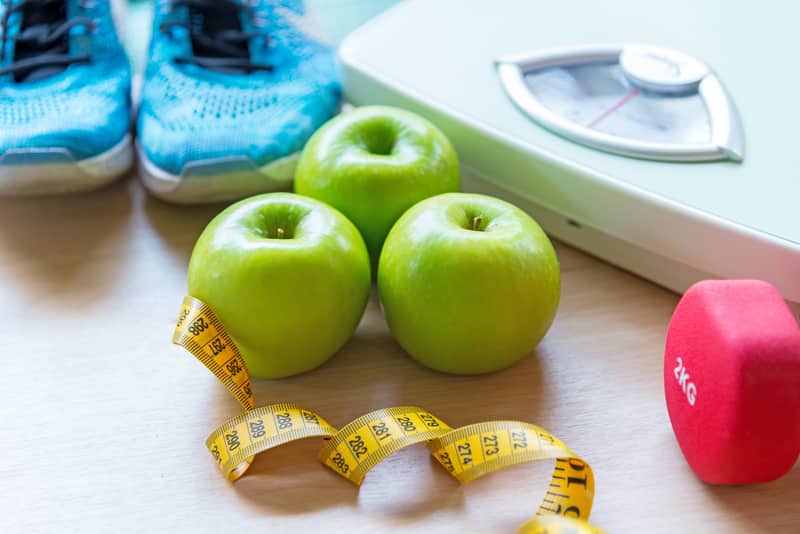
[664,279,800,484]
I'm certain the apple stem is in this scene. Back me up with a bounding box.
[276,227,285,239]
[472,215,485,231]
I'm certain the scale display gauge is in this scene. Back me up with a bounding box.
[496,44,744,162]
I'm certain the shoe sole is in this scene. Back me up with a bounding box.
[137,143,298,204]
[0,134,134,196]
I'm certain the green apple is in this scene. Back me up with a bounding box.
[378,193,560,374]
[187,193,371,379]
[294,106,460,265]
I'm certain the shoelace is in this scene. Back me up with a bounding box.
[0,0,96,82]
[161,0,273,74]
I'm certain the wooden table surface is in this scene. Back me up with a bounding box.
[2,176,798,533]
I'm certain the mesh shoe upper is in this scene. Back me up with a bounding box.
[0,0,132,161]
[137,0,340,176]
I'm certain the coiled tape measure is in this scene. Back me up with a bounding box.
[173,295,604,533]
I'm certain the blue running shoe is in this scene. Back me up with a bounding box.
[137,0,340,204]
[0,0,133,195]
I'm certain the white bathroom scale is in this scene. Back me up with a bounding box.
[338,0,800,308]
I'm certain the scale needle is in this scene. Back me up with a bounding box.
[585,88,641,129]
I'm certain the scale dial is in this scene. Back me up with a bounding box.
[496,44,744,162]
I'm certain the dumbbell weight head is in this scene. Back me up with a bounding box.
[664,279,800,484]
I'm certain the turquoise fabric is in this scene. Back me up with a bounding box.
[137,0,340,175]
[123,0,399,72]
[0,0,132,161]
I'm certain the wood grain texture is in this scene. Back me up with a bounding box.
[1,177,797,533]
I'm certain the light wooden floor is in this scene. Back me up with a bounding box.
[1,176,798,533]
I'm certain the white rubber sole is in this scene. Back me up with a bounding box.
[0,134,134,196]
[137,143,298,204]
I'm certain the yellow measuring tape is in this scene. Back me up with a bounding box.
[174,295,604,533]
